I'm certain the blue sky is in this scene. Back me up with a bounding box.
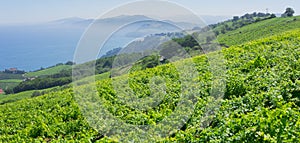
[0,0,299,24]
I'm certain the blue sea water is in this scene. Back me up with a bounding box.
[0,24,130,71]
[0,24,84,71]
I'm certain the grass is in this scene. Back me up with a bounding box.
[0,90,34,104]
[68,72,110,86]
[0,72,23,80]
[217,16,300,46]
[0,79,22,83]
[0,79,22,90]
[25,65,71,77]
[0,86,61,104]
[0,72,110,103]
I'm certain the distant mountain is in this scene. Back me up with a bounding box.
[0,14,226,70]
[95,15,151,24]
[200,15,232,24]
[49,17,93,27]
[48,15,232,34]
[51,15,200,30]
[101,47,122,58]
[162,20,199,30]
[101,32,185,59]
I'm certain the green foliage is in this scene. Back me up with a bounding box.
[283,7,295,17]
[25,65,72,78]
[0,90,35,104]
[10,56,116,94]
[31,91,44,97]
[12,77,71,93]
[172,35,198,48]
[1,25,300,142]
[0,87,62,104]
[218,16,300,46]
[0,79,22,91]
[0,72,23,80]
[210,12,275,38]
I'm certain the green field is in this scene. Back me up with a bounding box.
[0,72,23,80]
[0,72,110,103]
[0,86,62,104]
[218,16,300,46]
[0,79,22,90]
[0,79,22,83]
[73,72,110,86]
[24,65,71,77]
[0,27,300,142]
[0,90,34,104]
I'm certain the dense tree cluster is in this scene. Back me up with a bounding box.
[282,7,295,17]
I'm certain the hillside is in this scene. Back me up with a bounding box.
[218,16,300,46]
[24,65,72,78]
[0,72,23,91]
[4,14,295,95]
[0,64,73,94]
[0,72,110,104]
[0,27,300,142]
[0,79,22,91]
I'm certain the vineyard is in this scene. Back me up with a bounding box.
[1,29,300,142]
[0,79,22,91]
[24,65,72,78]
[218,16,300,46]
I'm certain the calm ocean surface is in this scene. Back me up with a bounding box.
[0,24,129,71]
[0,24,83,71]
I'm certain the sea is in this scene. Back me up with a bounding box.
[0,24,129,71]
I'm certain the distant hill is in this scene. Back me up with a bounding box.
[52,15,200,30]
[218,16,300,46]
[200,15,232,24]
[24,65,72,78]
[49,17,93,27]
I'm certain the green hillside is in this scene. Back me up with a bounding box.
[24,65,71,77]
[0,90,35,104]
[0,65,71,91]
[0,86,64,105]
[218,16,300,46]
[0,28,300,142]
[0,72,110,104]
[0,72,23,80]
[0,79,22,91]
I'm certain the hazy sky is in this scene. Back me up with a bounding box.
[0,0,299,24]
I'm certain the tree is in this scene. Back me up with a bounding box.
[252,12,257,17]
[270,13,276,18]
[233,16,239,21]
[172,35,198,48]
[65,61,75,65]
[4,88,14,94]
[282,7,295,17]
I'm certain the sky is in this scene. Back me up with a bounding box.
[0,0,299,24]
